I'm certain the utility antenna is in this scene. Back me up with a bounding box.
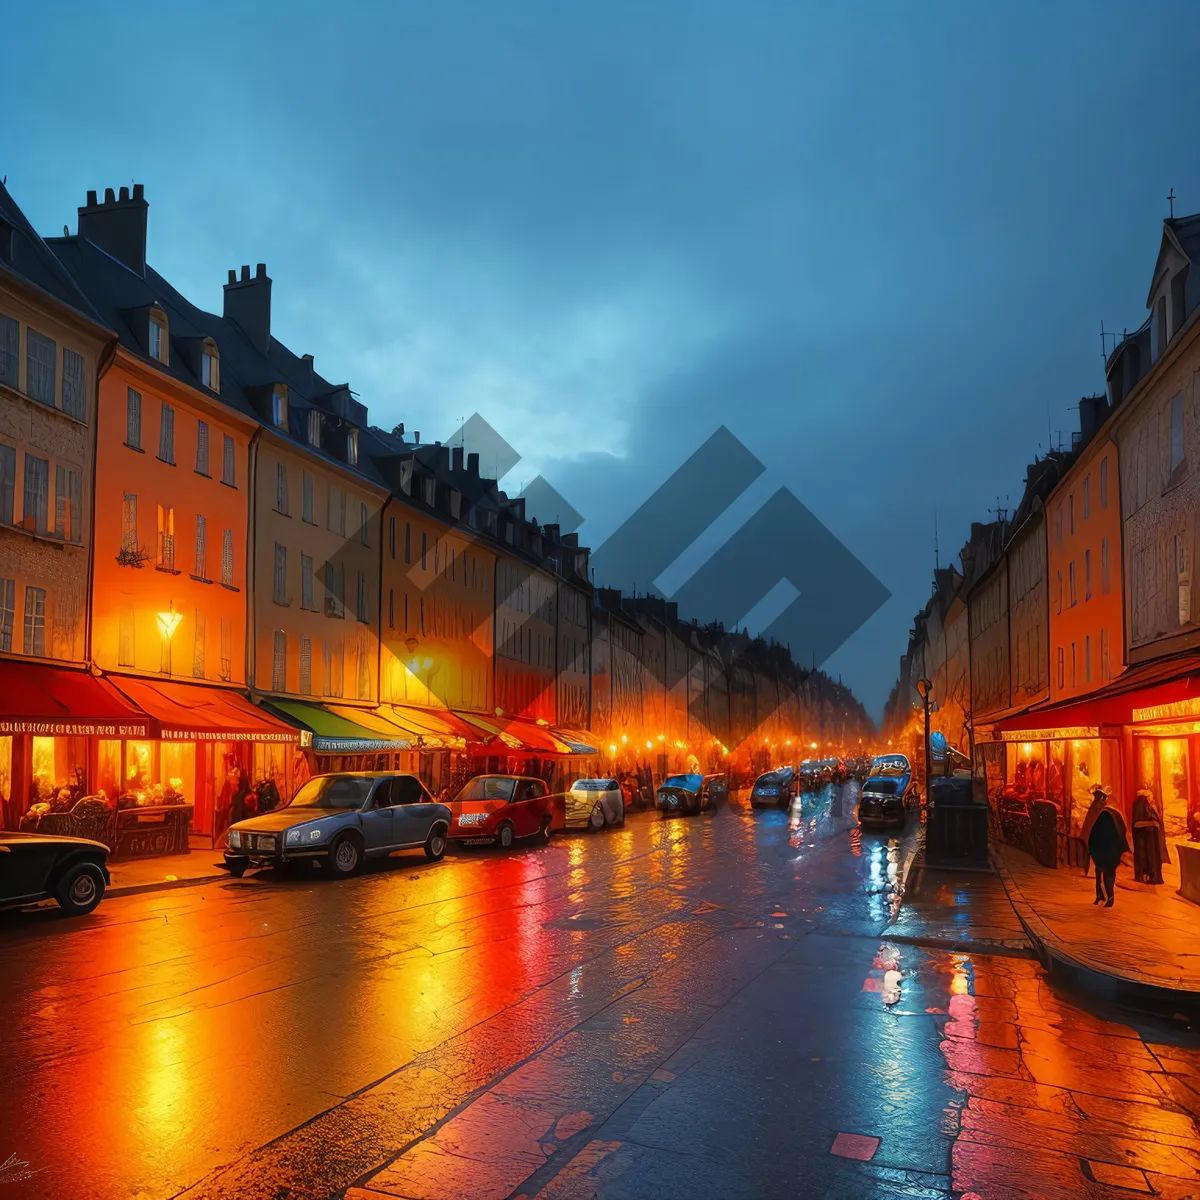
[934,511,940,572]
[1169,187,1177,219]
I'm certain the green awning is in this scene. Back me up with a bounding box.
[263,699,413,753]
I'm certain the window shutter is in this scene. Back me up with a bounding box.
[159,403,175,463]
[221,529,234,586]
[0,578,14,651]
[195,515,207,578]
[196,420,209,474]
[0,443,15,525]
[68,469,82,543]
[26,330,56,406]
[127,388,142,448]
[54,465,67,538]
[0,316,17,387]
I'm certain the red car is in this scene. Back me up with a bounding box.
[445,775,566,849]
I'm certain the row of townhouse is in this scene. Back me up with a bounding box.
[886,207,1200,866]
[0,181,871,859]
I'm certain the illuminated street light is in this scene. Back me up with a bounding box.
[156,609,182,639]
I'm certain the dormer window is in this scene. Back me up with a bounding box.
[272,385,288,430]
[346,428,359,466]
[201,340,220,392]
[307,409,321,448]
[148,309,168,365]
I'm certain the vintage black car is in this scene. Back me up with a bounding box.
[858,754,920,828]
[656,772,729,817]
[0,831,111,915]
[749,766,796,808]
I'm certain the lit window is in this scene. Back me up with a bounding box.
[22,585,45,656]
[272,386,287,429]
[149,311,168,364]
[308,409,321,448]
[347,428,358,465]
[157,504,175,571]
[201,344,220,391]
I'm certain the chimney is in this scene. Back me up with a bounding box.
[452,445,464,472]
[78,183,149,276]
[438,445,450,472]
[301,354,315,388]
[413,431,421,444]
[467,452,479,475]
[223,262,272,354]
[1078,394,1109,445]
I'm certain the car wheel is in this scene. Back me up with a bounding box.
[325,834,362,877]
[424,824,448,862]
[54,862,105,916]
[227,863,247,878]
[497,822,515,850]
[588,803,605,832]
[537,817,553,844]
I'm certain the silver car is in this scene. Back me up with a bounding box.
[565,778,627,831]
[222,772,451,879]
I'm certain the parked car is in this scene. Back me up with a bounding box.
[656,772,729,817]
[566,778,627,831]
[0,831,110,915]
[858,754,920,828]
[749,766,796,809]
[222,772,451,878]
[446,775,565,849]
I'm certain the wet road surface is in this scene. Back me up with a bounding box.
[2,784,1198,1199]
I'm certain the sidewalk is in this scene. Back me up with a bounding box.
[106,850,227,897]
[993,840,1200,1019]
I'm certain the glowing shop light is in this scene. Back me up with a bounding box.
[156,609,183,639]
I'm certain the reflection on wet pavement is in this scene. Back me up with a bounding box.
[1,781,1196,1200]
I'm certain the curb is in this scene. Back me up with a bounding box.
[107,868,229,899]
[991,847,1200,1023]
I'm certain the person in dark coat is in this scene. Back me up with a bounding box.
[1132,790,1170,884]
[1081,784,1129,907]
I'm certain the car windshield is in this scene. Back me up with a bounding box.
[455,776,517,803]
[571,779,615,791]
[755,773,782,786]
[287,775,375,810]
[663,774,702,789]
[871,755,910,776]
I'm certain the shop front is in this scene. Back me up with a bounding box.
[451,710,600,793]
[263,698,419,778]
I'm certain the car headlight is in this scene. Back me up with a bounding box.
[285,828,302,845]
[228,831,241,849]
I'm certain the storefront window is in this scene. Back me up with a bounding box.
[119,740,191,808]
[0,735,11,830]
[98,739,121,808]
[252,743,289,813]
[1159,738,1190,839]
[1005,741,1046,799]
[1068,739,1101,837]
[1047,740,1066,805]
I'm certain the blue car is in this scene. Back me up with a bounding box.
[750,766,796,808]
[222,772,452,878]
[858,754,920,828]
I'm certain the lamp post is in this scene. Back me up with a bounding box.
[914,677,937,797]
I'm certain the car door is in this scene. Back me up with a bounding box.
[603,781,621,824]
[1,839,57,902]
[511,780,542,836]
[359,778,395,853]
[389,775,437,846]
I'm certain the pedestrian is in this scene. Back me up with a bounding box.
[1132,789,1170,884]
[1080,784,1129,907]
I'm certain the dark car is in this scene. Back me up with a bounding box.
[0,831,111,915]
[223,772,452,878]
[750,766,796,809]
[656,772,729,817]
[859,754,920,828]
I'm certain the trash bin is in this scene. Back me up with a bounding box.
[926,777,989,867]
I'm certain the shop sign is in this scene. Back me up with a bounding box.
[1133,696,1200,724]
[313,736,412,753]
[160,728,300,744]
[997,726,1099,742]
[0,718,150,737]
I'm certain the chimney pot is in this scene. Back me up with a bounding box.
[104,188,115,204]
[227,269,237,285]
[414,431,421,444]
[240,265,250,282]
[224,261,273,353]
[255,263,266,278]
[118,186,129,202]
[86,190,97,206]
[132,183,144,201]
[467,452,479,475]
[80,184,148,275]
[452,446,464,471]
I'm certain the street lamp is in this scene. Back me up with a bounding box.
[914,678,938,793]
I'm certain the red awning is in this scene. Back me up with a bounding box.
[108,677,300,743]
[991,652,1200,734]
[453,711,572,753]
[0,660,150,737]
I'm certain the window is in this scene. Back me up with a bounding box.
[347,428,358,465]
[388,516,395,559]
[404,592,409,631]
[356,570,367,623]
[1068,495,1074,537]
[308,409,321,448]
[1055,506,1062,548]
[157,505,175,571]
[122,494,138,554]
[272,387,287,429]
[327,486,345,535]
[0,578,13,650]
[299,636,312,694]
[68,469,81,543]
[1083,476,1090,520]
[1071,642,1077,689]
[193,611,206,678]
[1068,561,1076,606]
[273,542,287,604]
[275,461,289,514]
[23,586,45,656]
[301,554,315,610]
[54,466,67,539]
[0,443,14,524]
[1085,635,1092,684]
[26,330,55,406]
[1057,646,1064,690]
[324,561,344,617]
[149,311,168,363]
[1085,549,1091,601]
[219,617,231,681]
[1171,393,1185,476]
[405,522,411,564]
[22,454,48,533]
[62,348,85,420]
[194,515,208,579]
[1102,538,1111,593]
[127,388,142,448]
[388,588,394,628]
[1100,457,1108,508]
[360,502,369,546]
[222,434,235,485]
[119,603,135,666]
[201,346,219,391]
[0,315,17,387]
[196,420,210,474]
[158,402,175,464]
[421,532,427,571]
[1101,628,1111,682]
[221,529,234,587]
[302,472,314,523]
[272,630,286,691]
